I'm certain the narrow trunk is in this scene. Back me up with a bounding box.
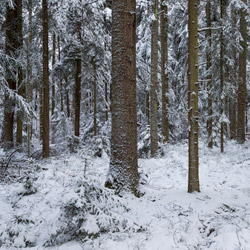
[150,0,159,157]
[105,0,138,194]
[74,59,81,137]
[16,0,24,145]
[27,0,32,157]
[230,11,237,139]
[220,0,225,153]
[188,0,200,193]
[42,0,50,157]
[3,1,18,149]
[206,0,213,148]
[93,61,97,137]
[39,85,43,140]
[161,0,169,143]
[51,32,56,116]
[105,79,108,121]
[58,36,64,113]
[237,1,247,144]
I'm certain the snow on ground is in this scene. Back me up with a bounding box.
[1,140,250,249]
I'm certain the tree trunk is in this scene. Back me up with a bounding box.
[206,0,213,148]
[58,36,64,113]
[93,61,97,137]
[16,0,24,146]
[42,0,50,157]
[161,0,169,143]
[74,59,81,137]
[188,0,200,193]
[51,32,56,116]
[150,0,159,157]
[220,0,225,153]
[27,0,33,157]
[237,1,247,144]
[3,0,19,149]
[105,0,138,194]
[39,85,43,140]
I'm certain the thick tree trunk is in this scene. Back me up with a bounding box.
[105,0,138,194]
[150,0,159,157]
[16,0,24,145]
[42,0,50,157]
[161,0,169,143]
[74,59,81,137]
[188,0,200,193]
[206,0,213,148]
[237,1,247,144]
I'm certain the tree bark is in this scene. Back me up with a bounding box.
[42,0,50,157]
[188,0,200,193]
[150,0,159,157]
[105,0,138,194]
[3,0,19,149]
[74,59,81,137]
[220,0,225,153]
[237,0,247,144]
[161,0,169,143]
[93,61,97,137]
[206,0,213,148]
[16,0,24,145]
[51,32,56,116]
[58,36,64,113]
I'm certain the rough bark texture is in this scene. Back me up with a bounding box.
[74,59,81,137]
[3,0,19,149]
[237,1,247,144]
[16,0,24,145]
[188,0,200,193]
[161,0,169,143]
[150,0,159,157]
[206,0,213,148]
[42,0,50,158]
[106,0,138,194]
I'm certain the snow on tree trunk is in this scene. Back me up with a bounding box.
[105,0,138,194]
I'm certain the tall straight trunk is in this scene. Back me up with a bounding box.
[93,61,97,137]
[3,0,19,149]
[230,10,237,139]
[206,0,213,148]
[39,85,43,140]
[150,0,159,157]
[16,0,24,145]
[161,0,169,143]
[188,0,200,193]
[105,0,138,194]
[105,79,108,121]
[58,36,63,112]
[67,90,70,118]
[220,0,225,153]
[42,0,50,157]
[74,59,81,137]
[27,0,32,157]
[51,32,56,116]
[237,1,247,144]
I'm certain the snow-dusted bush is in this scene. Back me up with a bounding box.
[46,179,143,246]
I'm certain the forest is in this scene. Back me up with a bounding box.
[0,0,249,249]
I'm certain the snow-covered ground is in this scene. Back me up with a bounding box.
[1,140,250,250]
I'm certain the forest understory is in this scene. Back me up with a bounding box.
[1,139,250,250]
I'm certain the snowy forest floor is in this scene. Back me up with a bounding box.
[1,140,250,250]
